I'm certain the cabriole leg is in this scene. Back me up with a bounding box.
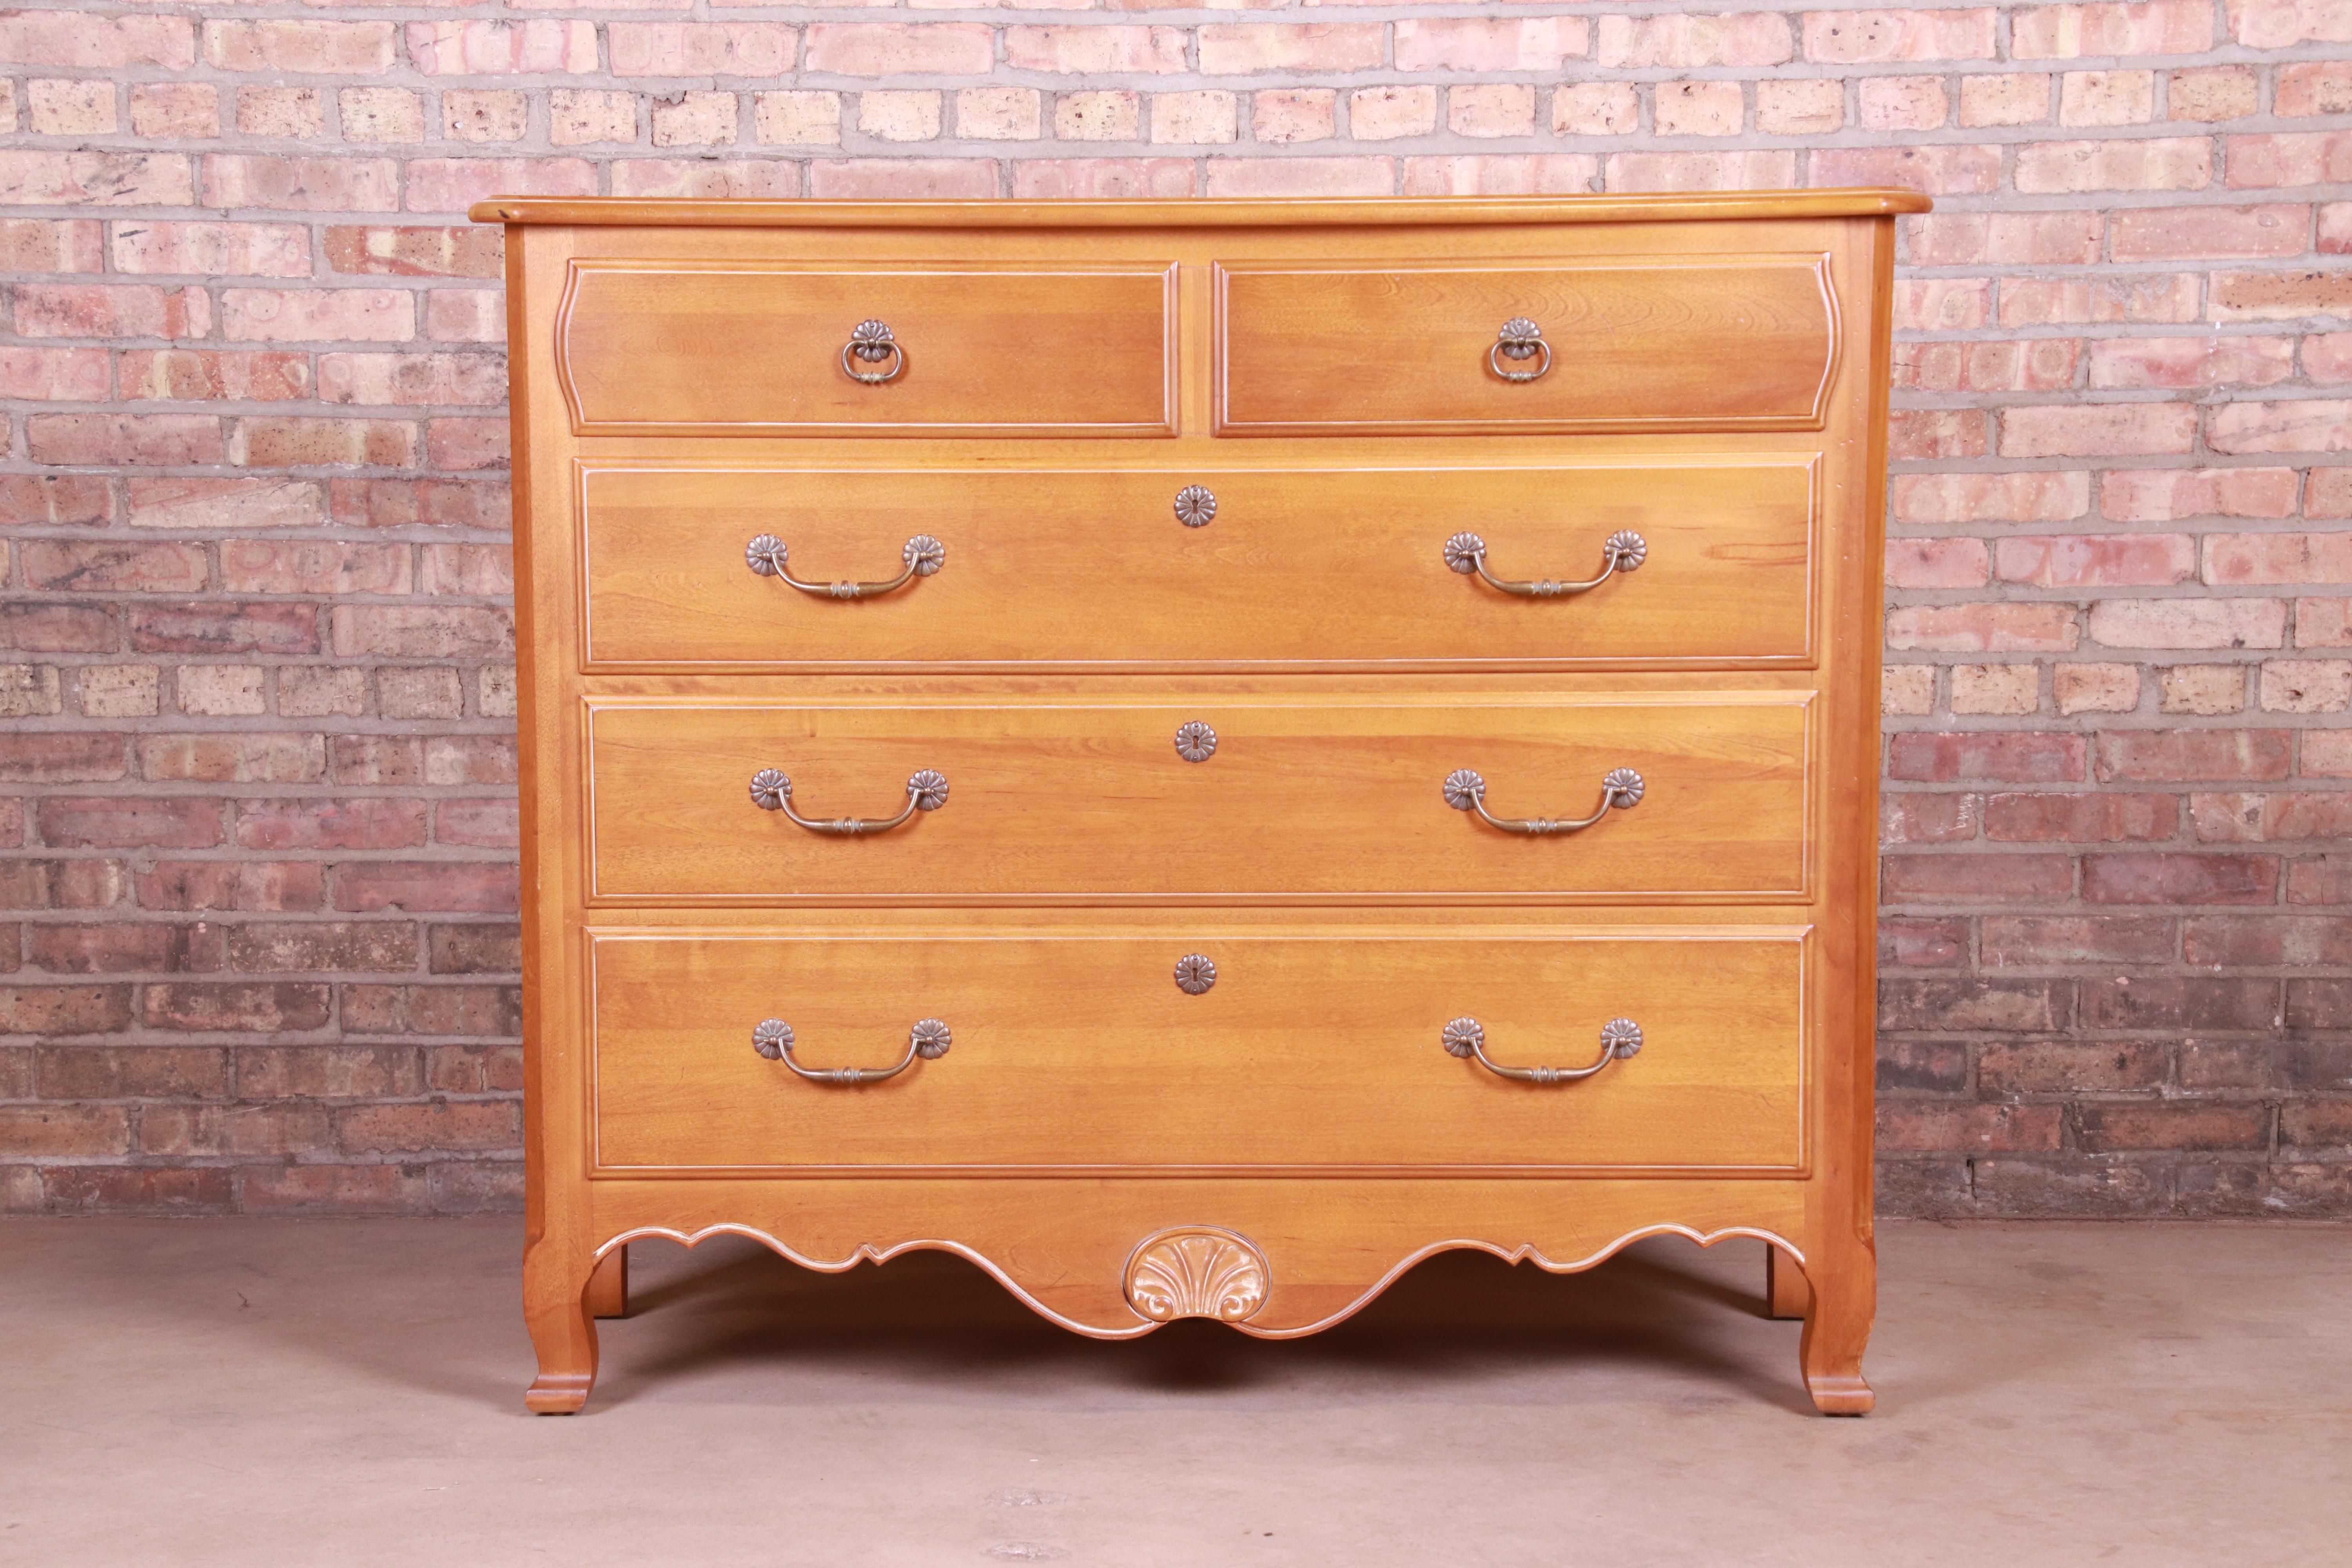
[586,1244,629,1319]
[523,1238,600,1414]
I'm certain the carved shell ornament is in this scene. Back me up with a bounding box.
[1173,485,1218,528]
[847,319,896,363]
[1495,317,1545,360]
[1124,1227,1269,1323]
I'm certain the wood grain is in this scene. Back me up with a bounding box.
[558,260,1176,436]
[1216,257,1837,434]
[584,692,1813,903]
[577,459,1818,671]
[588,925,1807,1173]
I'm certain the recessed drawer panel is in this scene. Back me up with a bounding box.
[589,926,1807,1173]
[579,460,1817,671]
[584,693,1811,904]
[557,261,1176,436]
[1216,256,1838,435]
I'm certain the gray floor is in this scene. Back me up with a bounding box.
[3,1218,2348,1566]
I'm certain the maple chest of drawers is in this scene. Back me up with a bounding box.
[477,191,1926,1416]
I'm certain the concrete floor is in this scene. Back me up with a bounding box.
[3,1221,2348,1566]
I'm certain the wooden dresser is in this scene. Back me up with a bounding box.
[476,191,1926,1416]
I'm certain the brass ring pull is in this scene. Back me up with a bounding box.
[1488,317,1552,383]
[746,533,943,600]
[1443,530,1646,598]
[841,319,904,385]
[1444,767,1643,836]
[750,768,948,836]
[753,1017,949,1085]
[1443,1017,1642,1084]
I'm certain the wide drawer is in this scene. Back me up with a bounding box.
[556,260,1176,436]
[584,693,1811,904]
[1216,255,1838,435]
[588,926,1807,1172]
[578,459,1818,671]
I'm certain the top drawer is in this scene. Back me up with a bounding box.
[1216,254,1838,436]
[556,260,1177,437]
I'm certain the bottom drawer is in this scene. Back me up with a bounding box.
[588,926,1807,1174]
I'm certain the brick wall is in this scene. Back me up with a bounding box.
[0,0,2344,1217]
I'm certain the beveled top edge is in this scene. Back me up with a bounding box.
[468,191,1931,228]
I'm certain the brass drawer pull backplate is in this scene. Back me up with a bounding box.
[1443,1016,1643,1084]
[1488,317,1552,383]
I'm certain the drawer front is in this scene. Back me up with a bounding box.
[590,927,1806,1172]
[557,261,1176,436]
[585,694,1810,904]
[1216,256,1837,435]
[579,459,1817,671]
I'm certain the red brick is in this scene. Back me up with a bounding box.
[1811,145,2000,194]
[20,542,208,595]
[1596,12,1795,67]
[1981,916,2177,966]
[344,984,519,1038]
[0,1106,131,1157]
[129,603,317,657]
[1889,733,2087,783]
[1878,1103,2062,1153]
[136,862,323,913]
[236,1045,420,1099]
[2087,598,2286,650]
[2225,133,2352,191]
[2228,0,2352,47]
[2191,791,2352,842]
[1983,792,2178,842]
[407,19,598,75]
[1882,853,2074,903]
[0,985,133,1035]
[1205,158,1397,199]
[435,799,518,849]
[1993,533,2194,587]
[1882,792,1980,844]
[140,734,323,785]
[2102,467,2300,522]
[241,1163,430,1213]
[27,414,222,467]
[334,862,520,914]
[201,155,397,212]
[1006,25,1185,74]
[35,1045,228,1096]
[2275,60,2352,116]
[1878,977,2067,1031]
[225,923,417,976]
[803,22,993,75]
[805,160,999,200]
[236,796,428,853]
[2091,336,2294,390]
[203,18,393,73]
[1892,472,2089,525]
[0,733,125,783]
[2096,729,2293,782]
[1804,8,1994,61]
[429,924,521,975]
[36,797,223,849]
[0,475,110,528]
[2078,1105,2268,1153]
[2084,853,2280,904]
[2012,0,2214,56]
[1979,1040,2169,1094]
[0,13,194,68]
[2208,401,2352,456]
[426,1044,525,1096]
[2183,914,2352,965]
[336,1100,519,1154]
[122,350,312,404]
[143,982,330,1033]
[323,226,502,280]
[37,1167,235,1214]
[1889,604,2085,657]
[1880,917,1969,968]
[1394,17,1588,71]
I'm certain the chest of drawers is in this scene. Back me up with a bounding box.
[477,191,1926,1416]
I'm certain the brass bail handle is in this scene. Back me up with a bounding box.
[1443,1017,1644,1084]
[746,533,944,600]
[1488,317,1552,383]
[1444,767,1644,836]
[750,768,949,836]
[842,318,904,385]
[753,1018,951,1085]
[1443,530,1647,599]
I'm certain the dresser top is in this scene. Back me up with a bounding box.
[469,190,1930,228]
